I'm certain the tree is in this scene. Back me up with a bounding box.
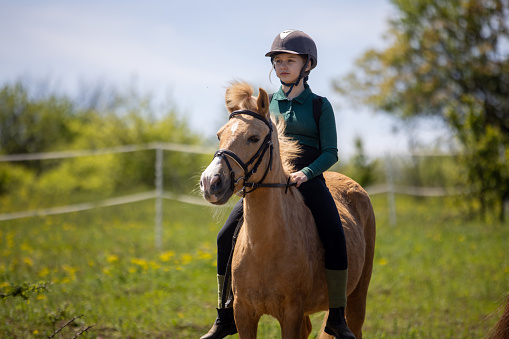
[350,137,378,187]
[336,0,509,221]
[0,81,76,171]
[0,80,208,207]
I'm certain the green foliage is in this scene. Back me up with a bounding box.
[338,137,379,187]
[336,0,509,220]
[0,281,52,300]
[0,82,76,157]
[0,80,209,211]
[448,96,509,221]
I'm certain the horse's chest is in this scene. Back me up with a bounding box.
[232,240,316,292]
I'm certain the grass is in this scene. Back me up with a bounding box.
[1,194,508,338]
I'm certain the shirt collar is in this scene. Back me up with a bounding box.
[273,83,312,104]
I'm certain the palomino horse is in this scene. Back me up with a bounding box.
[200,81,376,339]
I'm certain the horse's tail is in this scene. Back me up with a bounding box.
[488,292,509,339]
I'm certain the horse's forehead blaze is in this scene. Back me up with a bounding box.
[230,121,239,134]
[219,117,268,151]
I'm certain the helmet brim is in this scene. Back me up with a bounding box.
[265,50,300,57]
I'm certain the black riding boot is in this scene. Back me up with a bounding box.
[324,307,356,339]
[200,307,237,339]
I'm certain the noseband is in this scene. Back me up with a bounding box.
[213,110,294,196]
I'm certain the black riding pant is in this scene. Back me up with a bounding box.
[216,174,348,275]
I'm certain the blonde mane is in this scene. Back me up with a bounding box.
[225,81,302,176]
[276,119,301,176]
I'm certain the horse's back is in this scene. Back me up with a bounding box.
[323,171,375,236]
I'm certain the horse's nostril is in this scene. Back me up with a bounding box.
[211,175,222,191]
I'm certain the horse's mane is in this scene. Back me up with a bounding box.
[225,81,301,176]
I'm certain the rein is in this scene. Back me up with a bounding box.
[213,109,295,196]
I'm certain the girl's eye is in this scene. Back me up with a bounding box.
[248,136,260,143]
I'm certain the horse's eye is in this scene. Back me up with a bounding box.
[248,136,260,143]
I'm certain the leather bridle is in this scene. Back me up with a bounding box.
[213,110,294,196]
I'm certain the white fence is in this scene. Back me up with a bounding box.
[0,144,464,241]
[0,142,218,248]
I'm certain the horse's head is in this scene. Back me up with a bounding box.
[200,81,274,205]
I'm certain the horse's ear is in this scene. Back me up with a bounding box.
[225,87,239,113]
[257,88,270,120]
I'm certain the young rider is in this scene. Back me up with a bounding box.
[201,30,355,339]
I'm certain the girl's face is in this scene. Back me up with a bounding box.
[273,53,310,84]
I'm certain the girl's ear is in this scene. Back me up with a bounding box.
[305,59,312,72]
[257,88,270,120]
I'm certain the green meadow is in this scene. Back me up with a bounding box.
[1,194,508,338]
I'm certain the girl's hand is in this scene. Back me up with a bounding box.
[290,171,308,187]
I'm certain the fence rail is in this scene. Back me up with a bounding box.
[0,144,464,233]
[0,142,216,162]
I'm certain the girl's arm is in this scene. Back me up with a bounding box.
[300,98,338,179]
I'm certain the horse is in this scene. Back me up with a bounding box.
[199,81,376,339]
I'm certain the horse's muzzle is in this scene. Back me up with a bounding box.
[200,160,233,205]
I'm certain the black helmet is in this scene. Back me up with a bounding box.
[265,30,317,70]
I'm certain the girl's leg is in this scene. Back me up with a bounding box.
[297,176,347,271]
[297,177,355,338]
[217,198,243,276]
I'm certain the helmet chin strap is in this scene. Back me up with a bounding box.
[280,76,303,97]
[280,55,311,98]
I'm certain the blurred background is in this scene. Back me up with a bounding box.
[1,0,508,338]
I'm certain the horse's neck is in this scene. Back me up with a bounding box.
[242,170,304,242]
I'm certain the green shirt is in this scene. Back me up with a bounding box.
[270,84,338,179]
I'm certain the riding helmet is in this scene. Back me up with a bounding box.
[265,30,318,70]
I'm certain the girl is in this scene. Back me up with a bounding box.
[201,30,355,339]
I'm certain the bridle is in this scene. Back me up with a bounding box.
[213,110,295,196]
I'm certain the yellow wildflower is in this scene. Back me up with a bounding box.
[38,268,50,278]
[107,254,119,263]
[131,258,148,270]
[159,250,175,262]
[180,253,193,266]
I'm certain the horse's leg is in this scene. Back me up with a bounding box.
[300,315,312,339]
[280,309,306,339]
[317,312,334,339]
[234,303,260,339]
[345,274,371,339]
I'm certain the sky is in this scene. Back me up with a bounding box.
[0,0,448,159]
